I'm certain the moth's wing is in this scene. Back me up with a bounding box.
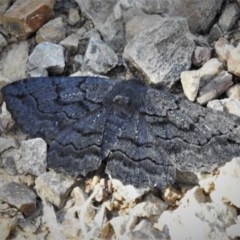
[2,76,116,142]
[144,88,240,173]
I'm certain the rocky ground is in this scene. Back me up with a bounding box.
[1,0,240,239]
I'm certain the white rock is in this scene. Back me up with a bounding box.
[68,8,80,25]
[83,37,118,73]
[0,41,28,81]
[27,42,65,74]
[0,216,17,240]
[226,216,240,238]
[210,157,240,208]
[0,102,15,133]
[17,138,47,176]
[179,186,206,207]
[35,171,75,208]
[156,202,237,240]
[110,178,149,202]
[226,83,240,98]
[215,37,234,63]
[181,58,223,101]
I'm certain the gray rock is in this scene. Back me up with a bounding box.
[16,138,47,176]
[192,46,213,67]
[0,182,37,216]
[60,33,80,54]
[168,0,224,34]
[0,34,7,52]
[68,8,81,25]
[0,41,28,81]
[226,83,240,98]
[35,171,75,208]
[83,37,118,73]
[208,23,223,44]
[28,68,48,78]
[0,102,15,133]
[218,3,240,33]
[197,71,233,105]
[0,137,17,154]
[0,0,11,13]
[36,17,66,43]
[2,155,18,175]
[27,42,65,74]
[157,202,237,240]
[124,17,194,87]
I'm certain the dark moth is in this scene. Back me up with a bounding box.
[2,76,240,190]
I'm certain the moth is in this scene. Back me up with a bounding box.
[2,76,240,190]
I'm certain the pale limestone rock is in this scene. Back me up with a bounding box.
[17,138,47,176]
[210,157,240,208]
[0,41,28,81]
[68,8,80,25]
[36,17,66,43]
[156,202,237,240]
[35,171,75,208]
[181,58,223,101]
[226,216,240,239]
[110,179,149,202]
[226,84,240,98]
[27,42,65,74]
[179,186,206,207]
[0,216,17,240]
[215,37,234,63]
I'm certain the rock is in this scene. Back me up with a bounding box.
[16,138,47,176]
[35,171,75,208]
[163,186,182,204]
[110,179,149,202]
[83,37,118,74]
[76,0,125,52]
[36,17,66,43]
[124,17,194,87]
[156,202,237,240]
[0,182,37,216]
[124,220,166,240]
[0,137,17,154]
[207,98,240,117]
[0,41,28,81]
[210,157,240,208]
[2,0,55,39]
[60,33,80,54]
[0,0,11,14]
[218,3,240,32]
[1,154,18,176]
[28,68,48,77]
[215,38,240,77]
[129,195,167,218]
[0,216,17,240]
[179,186,206,207]
[208,24,223,43]
[226,84,240,98]
[68,8,80,25]
[192,46,213,67]
[196,71,233,105]
[181,58,223,101]
[0,34,7,52]
[0,102,15,133]
[226,216,240,239]
[171,0,224,33]
[27,42,65,75]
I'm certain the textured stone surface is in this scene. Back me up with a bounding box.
[0,0,11,14]
[16,138,47,176]
[83,37,118,73]
[192,46,213,67]
[124,17,194,87]
[0,137,17,154]
[0,41,28,81]
[181,58,223,101]
[196,71,233,105]
[0,216,17,240]
[36,17,66,43]
[0,34,7,52]
[3,77,240,190]
[2,0,55,39]
[226,84,240,98]
[35,171,75,208]
[157,202,237,240]
[27,42,65,74]
[0,182,36,216]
